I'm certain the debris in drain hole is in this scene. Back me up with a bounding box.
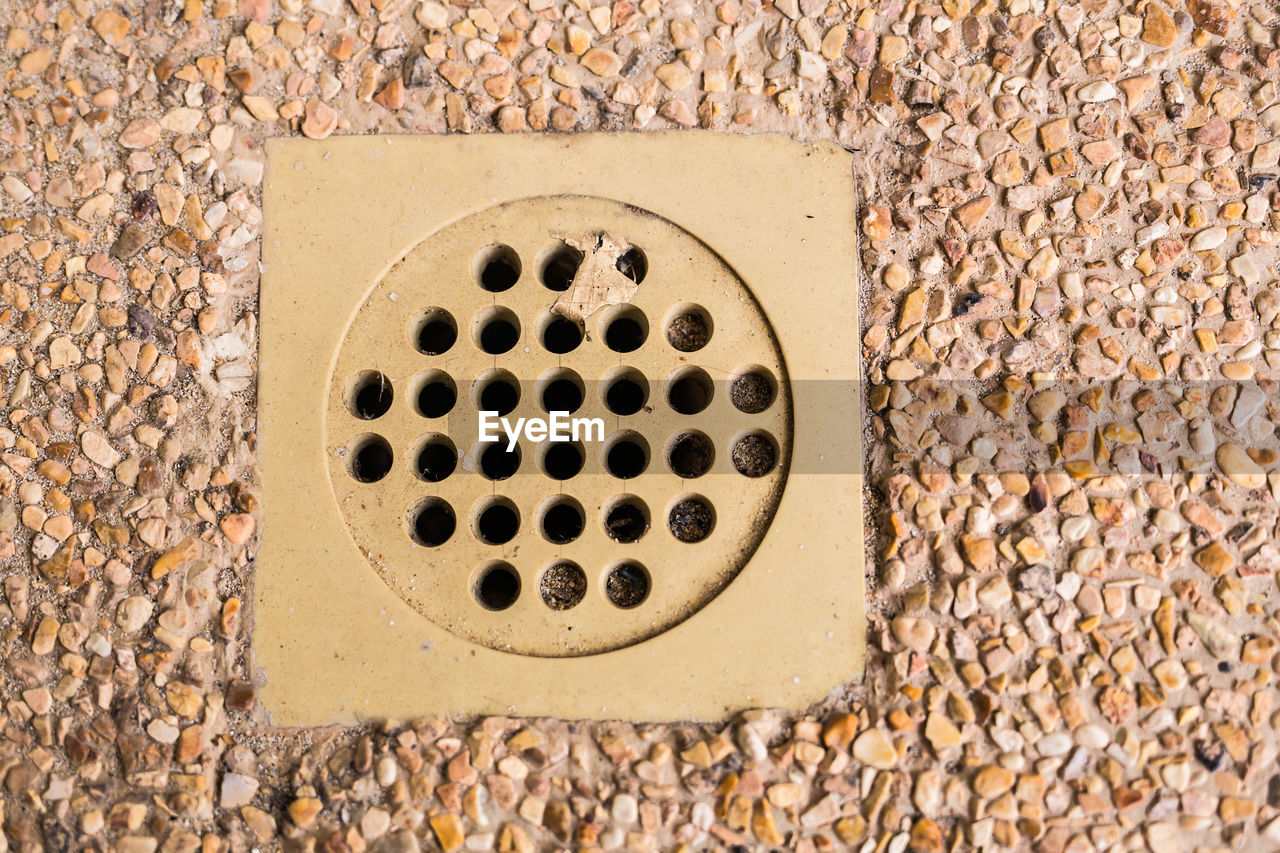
[552,232,641,322]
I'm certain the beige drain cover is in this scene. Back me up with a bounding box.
[259,133,862,722]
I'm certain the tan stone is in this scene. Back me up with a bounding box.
[92,9,132,45]
[1193,541,1235,577]
[852,729,897,769]
[924,713,962,749]
[302,97,338,140]
[1218,443,1266,488]
[953,196,993,232]
[863,205,892,240]
[288,797,323,828]
[430,814,465,851]
[581,48,622,77]
[972,766,1015,798]
[220,513,256,545]
[1039,118,1070,152]
[1142,2,1177,47]
[891,615,935,651]
[655,62,692,90]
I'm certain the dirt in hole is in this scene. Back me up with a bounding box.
[669,498,714,543]
[668,433,714,478]
[605,502,648,542]
[666,313,710,352]
[732,434,777,477]
[540,563,587,610]
[729,372,774,413]
[606,563,649,608]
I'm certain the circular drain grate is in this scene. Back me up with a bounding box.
[327,196,791,657]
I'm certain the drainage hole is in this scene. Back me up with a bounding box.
[414,308,457,355]
[540,313,584,355]
[478,442,521,480]
[474,307,521,355]
[669,495,715,543]
[615,246,647,284]
[667,431,715,479]
[729,366,778,414]
[348,435,393,483]
[604,431,649,479]
[603,370,648,416]
[540,497,585,544]
[474,497,519,545]
[540,369,584,413]
[540,243,584,291]
[603,496,649,543]
[346,371,394,420]
[666,304,712,352]
[667,367,714,415]
[540,561,587,611]
[732,431,779,478]
[543,441,585,480]
[475,370,520,416]
[474,562,520,610]
[416,435,458,482]
[416,371,457,418]
[601,305,648,353]
[475,244,521,292]
[605,562,650,608]
[410,498,456,547]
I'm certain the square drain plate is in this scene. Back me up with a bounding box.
[259,133,862,723]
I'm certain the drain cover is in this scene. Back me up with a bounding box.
[259,134,862,722]
[331,196,790,656]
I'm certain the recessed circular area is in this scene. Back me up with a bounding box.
[473,496,520,545]
[473,306,521,355]
[667,366,714,415]
[410,497,456,547]
[477,441,521,480]
[415,434,458,482]
[665,303,712,352]
[732,431,779,478]
[615,246,647,283]
[669,495,715,543]
[604,431,649,479]
[603,496,649,543]
[667,431,715,479]
[473,369,520,416]
[329,195,793,657]
[600,305,648,353]
[542,440,585,480]
[474,562,520,610]
[729,365,778,414]
[603,367,648,416]
[345,371,394,420]
[414,370,457,418]
[539,311,584,354]
[539,242,584,291]
[413,307,458,355]
[540,561,587,610]
[605,561,650,608]
[539,496,585,544]
[348,434,393,483]
[538,368,585,413]
[475,244,521,292]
